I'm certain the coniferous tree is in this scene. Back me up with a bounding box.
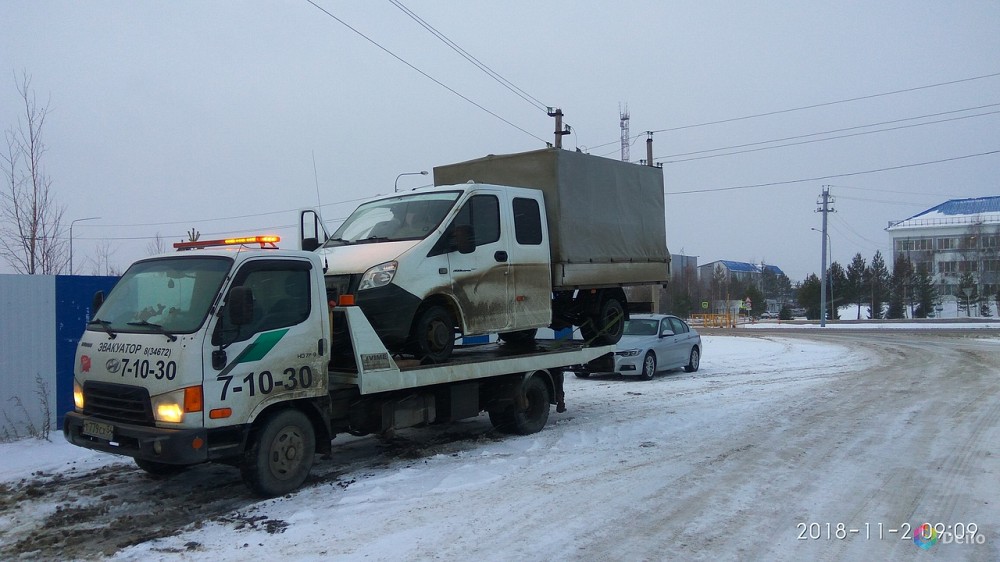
[887,253,912,319]
[798,274,822,320]
[846,253,867,319]
[827,261,847,320]
[913,263,937,318]
[866,251,890,319]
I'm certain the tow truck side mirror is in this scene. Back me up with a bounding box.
[91,291,105,314]
[228,287,254,325]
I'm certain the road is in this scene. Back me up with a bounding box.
[1,331,997,561]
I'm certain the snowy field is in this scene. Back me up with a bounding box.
[2,331,998,561]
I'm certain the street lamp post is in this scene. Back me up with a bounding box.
[70,216,101,275]
[394,170,428,192]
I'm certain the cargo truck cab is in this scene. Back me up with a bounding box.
[304,183,553,363]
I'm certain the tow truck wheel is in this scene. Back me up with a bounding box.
[134,457,188,477]
[411,305,456,363]
[489,376,551,435]
[241,408,316,497]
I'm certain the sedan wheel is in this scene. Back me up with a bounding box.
[640,351,656,380]
[684,347,700,372]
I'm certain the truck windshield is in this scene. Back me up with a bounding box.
[90,256,232,335]
[325,191,460,245]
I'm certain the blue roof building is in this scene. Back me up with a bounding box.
[887,196,1000,299]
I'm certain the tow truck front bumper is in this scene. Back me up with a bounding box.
[63,412,245,465]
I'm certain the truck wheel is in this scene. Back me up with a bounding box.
[640,351,657,380]
[498,328,537,346]
[241,409,316,497]
[411,305,456,363]
[580,296,625,345]
[684,347,700,372]
[134,458,188,477]
[489,376,551,435]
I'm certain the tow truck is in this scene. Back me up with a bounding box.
[63,235,614,496]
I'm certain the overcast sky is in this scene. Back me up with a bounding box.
[2,1,998,281]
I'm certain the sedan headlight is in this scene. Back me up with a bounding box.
[358,261,397,291]
[617,349,641,357]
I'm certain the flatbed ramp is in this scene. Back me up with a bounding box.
[329,307,614,394]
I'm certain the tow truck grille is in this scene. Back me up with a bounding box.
[83,381,155,426]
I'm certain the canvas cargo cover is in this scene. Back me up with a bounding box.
[433,148,669,287]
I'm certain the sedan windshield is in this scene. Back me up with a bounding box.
[90,256,232,335]
[325,191,460,245]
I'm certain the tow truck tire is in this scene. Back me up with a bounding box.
[489,376,551,435]
[241,408,316,497]
[134,457,188,477]
[411,305,456,363]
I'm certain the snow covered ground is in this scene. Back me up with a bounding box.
[2,331,998,561]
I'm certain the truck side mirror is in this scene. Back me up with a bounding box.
[228,286,255,325]
[453,225,475,254]
[299,209,329,252]
[91,291,105,313]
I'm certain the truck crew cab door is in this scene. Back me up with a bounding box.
[442,190,513,334]
[203,258,326,427]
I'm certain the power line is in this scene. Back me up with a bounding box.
[657,103,1000,162]
[387,0,548,112]
[652,71,1000,134]
[667,149,1000,195]
[588,70,1000,151]
[660,110,1000,164]
[304,0,546,144]
[828,183,983,198]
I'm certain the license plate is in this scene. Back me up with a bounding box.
[83,419,114,441]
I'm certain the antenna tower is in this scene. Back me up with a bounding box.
[620,103,630,162]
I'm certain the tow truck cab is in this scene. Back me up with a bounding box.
[63,236,330,470]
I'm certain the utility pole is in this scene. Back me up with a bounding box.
[815,186,835,326]
[548,108,570,149]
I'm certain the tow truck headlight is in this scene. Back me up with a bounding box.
[73,380,84,410]
[358,261,397,291]
[151,386,203,423]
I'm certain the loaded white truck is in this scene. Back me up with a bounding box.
[63,235,616,496]
[301,148,670,363]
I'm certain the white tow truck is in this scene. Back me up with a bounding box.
[63,235,614,496]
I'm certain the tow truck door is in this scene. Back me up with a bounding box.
[202,257,327,425]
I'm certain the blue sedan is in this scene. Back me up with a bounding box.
[606,314,701,380]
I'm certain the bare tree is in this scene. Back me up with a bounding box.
[146,232,167,255]
[1,72,66,274]
[88,240,121,276]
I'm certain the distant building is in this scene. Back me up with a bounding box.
[670,254,698,281]
[699,260,761,283]
[887,196,1000,298]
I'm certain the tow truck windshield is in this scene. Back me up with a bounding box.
[89,256,232,335]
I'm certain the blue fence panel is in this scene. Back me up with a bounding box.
[54,276,119,426]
